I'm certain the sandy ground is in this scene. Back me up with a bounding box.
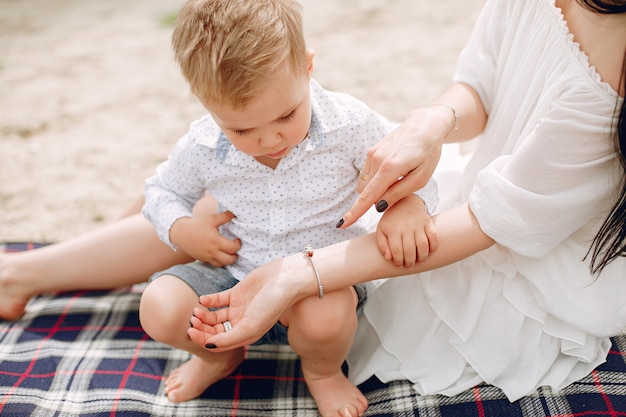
[0,0,484,242]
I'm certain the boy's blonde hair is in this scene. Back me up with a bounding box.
[172,0,307,109]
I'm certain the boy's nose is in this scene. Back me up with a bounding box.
[259,132,281,148]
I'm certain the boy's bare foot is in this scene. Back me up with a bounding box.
[164,347,245,402]
[0,255,30,321]
[303,369,368,417]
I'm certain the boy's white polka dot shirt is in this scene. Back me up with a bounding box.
[144,79,438,281]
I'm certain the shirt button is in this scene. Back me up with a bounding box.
[271,241,282,251]
[272,209,284,221]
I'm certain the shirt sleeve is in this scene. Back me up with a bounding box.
[142,134,209,249]
[413,178,439,215]
[468,99,620,258]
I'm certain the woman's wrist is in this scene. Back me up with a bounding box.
[302,245,324,298]
[426,103,459,135]
[410,104,458,142]
[268,253,322,304]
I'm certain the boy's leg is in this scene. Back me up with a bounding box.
[282,287,367,417]
[139,266,244,403]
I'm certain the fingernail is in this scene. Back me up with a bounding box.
[205,343,217,349]
[375,200,388,212]
[189,321,193,327]
[335,218,345,228]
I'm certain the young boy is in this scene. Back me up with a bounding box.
[139,0,438,415]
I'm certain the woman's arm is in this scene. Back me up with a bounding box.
[341,82,487,228]
[188,202,495,351]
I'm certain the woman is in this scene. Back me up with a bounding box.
[188,0,626,401]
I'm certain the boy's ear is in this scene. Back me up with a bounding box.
[306,49,315,79]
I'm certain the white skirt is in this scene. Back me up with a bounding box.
[346,145,623,401]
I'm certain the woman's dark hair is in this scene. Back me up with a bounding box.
[582,0,626,274]
[577,0,626,12]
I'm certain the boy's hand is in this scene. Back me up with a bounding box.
[170,211,241,266]
[376,195,438,267]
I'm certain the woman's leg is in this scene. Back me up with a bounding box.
[112,193,146,220]
[0,193,218,320]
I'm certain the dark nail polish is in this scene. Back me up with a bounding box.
[376,200,388,212]
[335,218,345,228]
[205,343,217,349]
[189,321,193,327]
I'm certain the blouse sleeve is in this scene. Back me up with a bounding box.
[468,97,620,258]
[453,0,514,114]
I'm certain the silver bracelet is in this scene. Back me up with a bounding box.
[303,245,324,299]
[426,103,459,132]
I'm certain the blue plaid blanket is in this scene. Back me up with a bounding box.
[1,242,625,416]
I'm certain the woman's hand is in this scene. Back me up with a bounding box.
[187,285,278,351]
[340,83,486,228]
[340,105,451,228]
[187,255,307,351]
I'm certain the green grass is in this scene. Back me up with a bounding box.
[159,10,178,27]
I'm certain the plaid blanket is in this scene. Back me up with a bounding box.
[1,243,626,417]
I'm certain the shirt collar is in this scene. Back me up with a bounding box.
[199,78,347,162]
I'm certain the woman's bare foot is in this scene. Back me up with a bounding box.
[164,347,245,402]
[303,369,368,417]
[0,254,32,321]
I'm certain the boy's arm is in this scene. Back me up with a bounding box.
[143,135,206,247]
[143,136,241,265]
[169,213,241,266]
